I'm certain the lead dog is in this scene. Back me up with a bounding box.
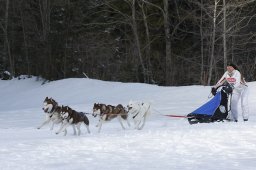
[38,97,76,136]
[92,103,129,133]
[127,100,151,130]
[56,106,90,136]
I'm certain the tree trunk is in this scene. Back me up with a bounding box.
[140,1,152,83]
[131,0,146,83]
[207,0,218,85]
[39,0,51,79]
[3,0,14,78]
[20,5,31,77]
[163,0,172,85]
[223,0,227,69]
[200,0,204,85]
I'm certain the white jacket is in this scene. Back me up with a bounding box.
[215,70,243,93]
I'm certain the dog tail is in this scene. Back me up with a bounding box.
[82,113,90,126]
[138,104,151,130]
[144,103,151,117]
[82,114,90,133]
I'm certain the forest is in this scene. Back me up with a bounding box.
[0,0,256,85]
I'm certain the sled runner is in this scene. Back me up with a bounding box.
[187,84,233,124]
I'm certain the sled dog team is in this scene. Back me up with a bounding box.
[38,97,151,135]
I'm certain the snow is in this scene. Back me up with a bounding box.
[0,77,256,170]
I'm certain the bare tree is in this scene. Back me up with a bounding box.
[139,1,152,83]
[141,0,172,85]
[220,0,256,65]
[19,1,31,77]
[131,0,146,83]
[0,0,14,78]
[207,0,220,85]
[163,0,172,85]
[200,0,205,84]
[223,0,227,69]
[0,0,255,84]
[38,0,52,79]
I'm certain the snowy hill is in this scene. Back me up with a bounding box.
[0,77,256,170]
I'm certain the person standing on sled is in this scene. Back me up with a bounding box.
[212,63,249,122]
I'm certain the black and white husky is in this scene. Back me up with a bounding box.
[38,97,76,136]
[127,100,151,130]
[56,106,90,136]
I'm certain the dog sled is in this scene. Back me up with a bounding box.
[186,84,233,124]
[165,84,233,124]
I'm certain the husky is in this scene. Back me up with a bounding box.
[38,97,76,136]
[127,100,151,130]
[56,106,90,136]
[92,103,129,133]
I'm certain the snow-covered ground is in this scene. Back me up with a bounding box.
[0,77,256,170]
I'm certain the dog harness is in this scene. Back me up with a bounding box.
[129,104,142,119]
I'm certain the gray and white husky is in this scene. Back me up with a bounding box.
[38,97,76,136]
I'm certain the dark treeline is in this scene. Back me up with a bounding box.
[0,0,255,85]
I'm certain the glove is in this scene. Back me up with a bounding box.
[211,87,217,96]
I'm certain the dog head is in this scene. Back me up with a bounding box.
[43,97,58,113]
[127,100,139,112]
[127,101,151,116]
[92,103,106,117]
[60,105,72,119]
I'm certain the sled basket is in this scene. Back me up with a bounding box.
[187,86,231,124]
